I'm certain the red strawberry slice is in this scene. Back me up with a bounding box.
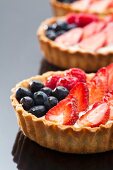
[104,22,113,45]
[57,76,79,90]
[55,28,83,47]
[89,0,113,13]
[45,75,62,90]
[107,63,113,91]
[103,91,113,120]
[77,102,110,128]
[79,31,106,51]
[65,68,86,82]
[69,82,89,112]
[45,97,78,125]
[88,67,108,104]
[83,21,106,38]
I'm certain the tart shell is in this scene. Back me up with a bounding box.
[37,17,113,72]
[11,71,113,154]
[50,0,113,16]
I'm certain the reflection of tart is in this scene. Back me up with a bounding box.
[50,0,113,16]
[38,13,113,72]
[11,64,113,153]
[12,131,113,170]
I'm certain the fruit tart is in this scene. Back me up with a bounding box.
[38,13,113,72]
[11,63,113,153]
[50,0,113,16]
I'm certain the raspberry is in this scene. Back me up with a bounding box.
[57,76,78,90]
[45,75,62,90]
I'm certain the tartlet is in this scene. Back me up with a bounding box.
[38,13,113,72]
[50,0,113,16]
[11,64,113,154]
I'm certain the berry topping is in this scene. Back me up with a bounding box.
[52,86,69,101]
[45,75,62,89]
[69,82,89,112]
[66,13,99,27]
[34,91,48,105]
[44,96,58,110]
[20,96,34,111]
[29,80,44,93]
[77,102,110,128]
[46,30,57,41]
[57,0,75,3]
[107,63,113,91]
[29,105,46,118]
[40,87,52,96]
[16,87,33,102]
[45,97,78,125]
[56,76,78,90]
[65,68,86,82]
[88,67,108,104]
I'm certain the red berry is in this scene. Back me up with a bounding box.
[76,13,99,27]
[88,67,108,104]
[57,76,78,90]
[45,75,62,90]
[107,63,113,91]
[77,102,110,128]
[65,68,86,82]
[66,13,77,24]
[69,82,89,112]
[45,97,78,125]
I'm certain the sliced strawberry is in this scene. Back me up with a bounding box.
[107,63,113,91]
[69,82,89,112]
[45,75,62,90]
[65,68,86,82]
[55,28,83,47]
[77,102,110,128]
[103,91,113,120]
[79,31,106,51]
[104,15,113,23]
[45,97,78,125]
[57,76,78,90]
[104,23,113,45]
[88,67,108,104]
[89,0,113,13]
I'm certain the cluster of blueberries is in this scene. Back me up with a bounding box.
[46,20,76,40]
[16,80,69,118]
[58,0,75,3]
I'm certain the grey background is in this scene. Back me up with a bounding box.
[0,0,51,169]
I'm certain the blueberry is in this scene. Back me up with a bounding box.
[29,80,44,93]
[51,23,62,32]
[52,86,69,101]
[34,91,48,105]
[67,24,77,31]
[45,96,58,110]
[20,96,34,111]
[29,105,46,118]
[46,30,57,40]
[40,87,52,96]
[16,87,33,102]
[56,21,69,31]
[56,30,66,37]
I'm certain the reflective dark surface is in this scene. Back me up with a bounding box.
[12,130,113,170]
[1,0,113,170]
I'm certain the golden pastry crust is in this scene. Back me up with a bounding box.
[11,71,113,154]
[50,0,113,16]
[37,16,113,72]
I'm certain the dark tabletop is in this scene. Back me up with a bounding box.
[1,0,113,170]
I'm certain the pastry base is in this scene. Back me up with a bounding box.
[11,71,113,154]
[37,17,113,72]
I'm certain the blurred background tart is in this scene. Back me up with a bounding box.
[50,0,113,16]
